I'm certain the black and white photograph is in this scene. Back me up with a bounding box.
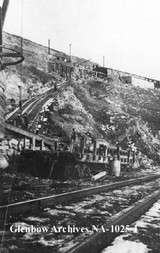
[0,0,160,252]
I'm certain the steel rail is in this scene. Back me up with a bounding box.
[28,81,68,125]
[6,80,67,121]
[65,189,160,253]
[0,174,160,216]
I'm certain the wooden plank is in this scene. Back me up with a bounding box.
[32,137,35,151]
[40,139,44,151]
[5,123,57,147]
[23,137,27,150]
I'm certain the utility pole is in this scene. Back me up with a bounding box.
[48,39,50,55]
[18,85,22,115]
[2,0,9,27]
[0,7,2,58]
[69,43,72,82]
[103,56,105,67]
[69,43,71,63]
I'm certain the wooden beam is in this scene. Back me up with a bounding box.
[2,0,10,27]
[80,136,85,158]
[5,123,58,147]
[23,137,27,150]
[40,139,44,151]
[32,137,35,151]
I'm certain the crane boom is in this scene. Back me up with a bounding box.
[2,0,10,27]
[0,0,10,47]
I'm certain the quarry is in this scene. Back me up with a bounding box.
[0,1,160,253]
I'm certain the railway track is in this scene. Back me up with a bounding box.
[29,81,69,127]
[6,81,67,123]
[6,96,36,121]
[4,81,69,149]
[100,198,160,253]
[0,174,160,216]
[6,94,46,121]
[0,174,160,252]
[66,189,160,253]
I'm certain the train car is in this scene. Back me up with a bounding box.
[76,136,135,167]
[16,135,136,179]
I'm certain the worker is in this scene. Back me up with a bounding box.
[19,101,22,114]
[54,83,57,91]
[16,114,22,128]
[70,128,76,152]
[21,115,25,128]
[23,113,29,130]
[71,128,76,141]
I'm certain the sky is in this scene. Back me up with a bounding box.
[1,0,160,79]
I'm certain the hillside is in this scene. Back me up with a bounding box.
[3,32,96,104]
[31,79,160,162]
[2,31,160,164]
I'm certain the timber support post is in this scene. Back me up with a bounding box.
[23,137,27,150]
[40,140,44,151]
[32,137,35,151]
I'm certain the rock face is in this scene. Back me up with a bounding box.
[2,32,97,110]
[0,155,8,169]
[1,31,160,165]
[30,78,160,164]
